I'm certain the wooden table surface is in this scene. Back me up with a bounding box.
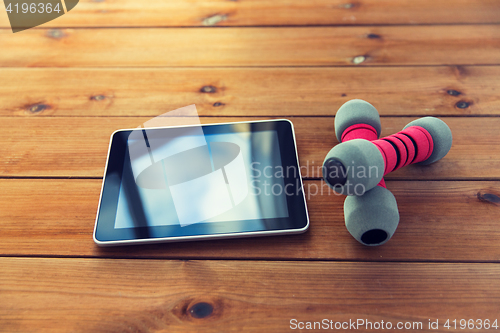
[1,1,500,332]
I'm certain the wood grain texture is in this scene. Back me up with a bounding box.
[1,66,497,117]
[0,117,498,180]
[2,258,500,332]
[1,179,499,261]
[0,0,499,329]
[1,25,500,67]
[2,0,500,28]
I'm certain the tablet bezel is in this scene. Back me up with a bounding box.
[93,119,309,246]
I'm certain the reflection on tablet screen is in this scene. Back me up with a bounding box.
[114,130,289,229]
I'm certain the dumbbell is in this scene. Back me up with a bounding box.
[322,99,453,245]
[323,100,399,245]
[324,99,453,195]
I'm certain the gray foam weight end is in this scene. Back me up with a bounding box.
[403,117,453,165]
[323,139,384,195]
[335,99,382,143]
[344,186,400,246]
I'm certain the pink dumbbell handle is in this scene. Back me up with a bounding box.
[341,123,379,142]
[341,123,435,180]
[372,126,434,175]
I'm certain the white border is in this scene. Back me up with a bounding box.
[93,119,309,246]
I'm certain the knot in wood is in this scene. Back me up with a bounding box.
[188,302,213,319]
[456,101,469,109]
[200,86,217,93]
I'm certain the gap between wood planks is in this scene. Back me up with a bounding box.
[2,254,500,264]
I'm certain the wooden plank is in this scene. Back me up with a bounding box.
[1,258,499,332]
[1,26,500,67]
[0,117,498,180]
[2,0,500,28]
[1,66,498,117]
[1,179,499,261]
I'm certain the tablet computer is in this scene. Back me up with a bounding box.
[93,119,309,246]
